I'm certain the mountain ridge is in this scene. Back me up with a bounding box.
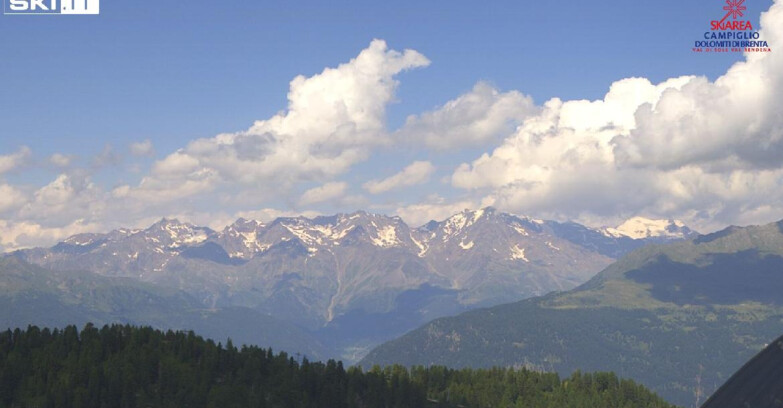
[6,207,696,362]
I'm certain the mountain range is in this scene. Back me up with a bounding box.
[4,207,694,361]
[361,219,783,407]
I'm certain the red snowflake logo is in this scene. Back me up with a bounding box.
[723,0,747,20]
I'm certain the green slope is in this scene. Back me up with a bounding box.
[361,220,783,407]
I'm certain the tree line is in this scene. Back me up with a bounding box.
[0,324,677,408]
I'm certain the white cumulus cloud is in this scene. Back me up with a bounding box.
[17,173,107,226]
[49,153,73,168]
[397,82,537,150]
[299,182,349,206]
[127,39,430,204]
[0,147,31,175]
[0,184,27,214]
[363,161,435,194]
[130,140,155,157]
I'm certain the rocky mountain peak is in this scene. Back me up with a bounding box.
[231,217,263,229]
[144,218,213,248]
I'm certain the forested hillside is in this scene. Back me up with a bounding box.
[0,324,676,408]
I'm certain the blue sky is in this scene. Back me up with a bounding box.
[0,0,781,249]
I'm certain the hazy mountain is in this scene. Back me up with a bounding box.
[361,220,783,407]
[0,256,328,359]
[9,208,693,361]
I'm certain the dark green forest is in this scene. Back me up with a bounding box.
[0,324,676,408]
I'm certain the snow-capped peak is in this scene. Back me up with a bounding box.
[440,207,496,240]
[603,217,693,240]
[217,211,411,253]
[147,218,211,247]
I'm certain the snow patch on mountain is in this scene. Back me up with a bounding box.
[371,225,401,248]
[241,231,259,250]
[440,208,494,242]
[312,224,350,241]
[410,234,429,257]
[282,221,326,246]
[162,222,208,246]
[512,224,529,236]
[442,213,469,240]
[459,240,474,250]
[510,245,529,262]
[603,217,693,239]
